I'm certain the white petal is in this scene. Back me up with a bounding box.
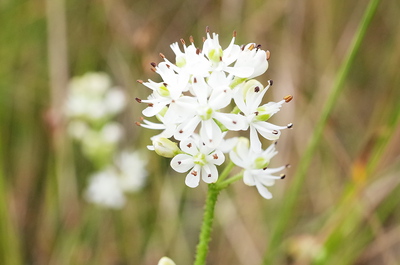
[229,150,246,168]
[246,84,269,110]
[185,165,201,188]
[142,102,167,117]
[243,170,255,186]
[219,137,238,153]
[207,149,225,166]
[213,112,247,131]
[253,122,283,141]
[207,71,229,88]
[180,137,199,156]
[224,66,254,78]
[201,164,218,183]
[171,154,194,173]
[250,126,262,152]
[257,176,275,187]
[208,87,232,110]
[262,165,286,175]
[254,178,273,199]
[192,76,209,104]
[174,116,201,140]
[200,119,223,148]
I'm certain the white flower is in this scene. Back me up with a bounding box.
[139,71,193,118]
[173,75,246,147]
[101,122,124,143]
[65,72,126,121]
[234,43,269,78]
[85,169,125,209]
[170,136,225,188]
[229,138,287,199]
[234,79,290,152]
[104,88,126,115]
[84,150,148,209]
[137,29,292,194]
[70,72,111,95]
[67,120,89,140]
[116,150,148,192]
[80,122,123,160]
[202,31,242,74]
[167,40,210,78]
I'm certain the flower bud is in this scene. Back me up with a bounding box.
[152,137,181,158]
[158,257,176,265]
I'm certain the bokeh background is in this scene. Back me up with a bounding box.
[1,0,399,264]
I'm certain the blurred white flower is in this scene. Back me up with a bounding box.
[65,72,126,121]
[101,122,124,144]
[104,87,126,115]
[116,150,148,192]
[67,120,89,140]
[85,150,148,209]
[85,169,125,209]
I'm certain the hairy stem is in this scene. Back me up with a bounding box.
[194,184,220,265]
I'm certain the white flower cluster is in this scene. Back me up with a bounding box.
[137,29,292,199]
[65,72,126,159]
[65,72,147,208]
[85,151,148,209]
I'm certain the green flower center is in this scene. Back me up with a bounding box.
[157,84,170,97]
[208,48,223,63]
[193,152,206,166]
[254,157,269,169]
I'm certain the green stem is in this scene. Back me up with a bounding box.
[193,184,220,265]
[216,172,243,189]
[263,0,380,263]
[216,161,235,183]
